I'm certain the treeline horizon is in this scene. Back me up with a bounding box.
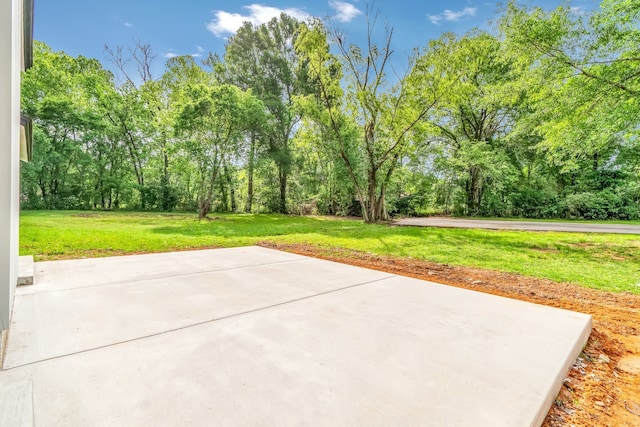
[20,1,640,221]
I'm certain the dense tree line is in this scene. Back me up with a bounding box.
[20,1,640,221]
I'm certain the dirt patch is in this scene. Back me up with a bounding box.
[70,213,100,218]
[259,241,640,427]
[532,247,561,254]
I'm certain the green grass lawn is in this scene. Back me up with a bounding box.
[20,210,640,294]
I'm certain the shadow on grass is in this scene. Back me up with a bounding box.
[148,214,360,239]
[148,214,590,257]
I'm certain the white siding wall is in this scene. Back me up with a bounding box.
[0,0,22,330]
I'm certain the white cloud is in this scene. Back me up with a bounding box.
[329,1,362,23]
[191,45,205,57]
[207,4,310,37]
[124,21,133,28]
[163,46,206,59]
[428,7,477,25]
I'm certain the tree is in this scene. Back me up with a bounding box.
[494,0,640,218]
[176,84,264,218]
[224,14,308,213]
[296,16,453,222]
[21,42,117,209]
[104,41,159,209]
[423,32,519,215]
[500,0,640,169]
[22,5,639,220]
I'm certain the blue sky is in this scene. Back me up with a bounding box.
[35,0,595,78]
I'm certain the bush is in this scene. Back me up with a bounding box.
[389,194,427,217]
[508,187,560,219]
[140,183,180,212]
[564,190,640,220]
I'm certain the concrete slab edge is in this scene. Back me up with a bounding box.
[532,315,593,427]
[18,256,34,286]
[0,328,7,368]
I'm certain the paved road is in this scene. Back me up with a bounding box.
[394,217,640,234]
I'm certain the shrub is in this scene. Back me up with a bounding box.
[390,194,427,217]
[564,190,640,220]
[509,187,560,219]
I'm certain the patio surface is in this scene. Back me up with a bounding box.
[0,246,591,427]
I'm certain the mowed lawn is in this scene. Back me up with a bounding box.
[20,211,640,294]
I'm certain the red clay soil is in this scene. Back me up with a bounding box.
[259,242,640,427]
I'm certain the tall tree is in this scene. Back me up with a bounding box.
[500,0,640,169]
[224,14,307,213]
[104,41,158,209]
[21,42,116,209]
[296,17,453,222]
[175,84,264,218]
[424,32,519,215]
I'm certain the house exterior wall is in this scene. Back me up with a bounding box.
[0,0,22,331]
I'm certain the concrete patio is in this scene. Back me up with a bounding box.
[0,246,591,427]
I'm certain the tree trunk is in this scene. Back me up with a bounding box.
[376,186,388,221]
[245,132,256,213]
[231,188,237,212]
[366,168,378,223]
[466,166,483,215]
[357,199,369,222]
[225,163,236,212]
[376,156,398,222]
[278,166,287,214]
[38,179,46,201]
[161,139,171,211]
[121,124,145,210]
[219,179,228,212]
[199,159,220,219]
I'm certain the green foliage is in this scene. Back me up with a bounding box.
[223,14,308,214]
[389,194,428,217]
[21,2,640,221]
[565,190,640,220]
[500,0,640,170]
[21,42,121,210]
[175,83,265,218]
[139,182,180,212]
[296,17,452,222]
[508,186,561,219]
